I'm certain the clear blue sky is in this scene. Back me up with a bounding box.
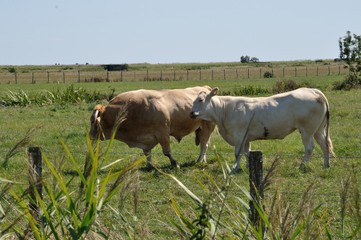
[1,0,360,65]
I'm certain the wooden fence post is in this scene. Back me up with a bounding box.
[15,72,18,84]
[31,72,35,84]
[28,147,43,225]
[248,151,264,235]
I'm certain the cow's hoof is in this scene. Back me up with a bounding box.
[145,163,154,171]
[299,162,312,173]
[171,162,180,169]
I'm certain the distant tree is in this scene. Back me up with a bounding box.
[240,55,259,63]
[339,31,361,78]
[334,31,361,90]
[250,57,259,63]
[240,55,250,63]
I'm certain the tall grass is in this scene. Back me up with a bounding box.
[0,85,115,107]
[164,151,361,239]
[0,134,144,239]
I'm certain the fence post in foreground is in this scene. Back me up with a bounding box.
[248,151,264,235]
[28,147,43,224]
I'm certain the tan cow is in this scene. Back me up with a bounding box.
[90,86,215,169]
[190,87,335,171]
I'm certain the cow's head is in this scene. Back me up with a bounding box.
[89,104,106,140]
[190,87,218,121]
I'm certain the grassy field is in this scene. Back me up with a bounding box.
[0,66,361,239]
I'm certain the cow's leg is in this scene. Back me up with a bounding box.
[233,140,249,172]
[233,149,242,172]
[164,152,179,168]
[159,136,180,168]
[244,142,251,168]
[196,142,208,163]
[195,122,215,163]
[300,130,315,165]
[143,149,153,169]
[314,130,330,168]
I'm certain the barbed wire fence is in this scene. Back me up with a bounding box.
[0,64,350,84]
[1,146,360,186]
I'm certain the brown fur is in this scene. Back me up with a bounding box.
[94,104,106,113]
[89,86,215,168]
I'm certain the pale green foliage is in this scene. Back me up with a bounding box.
[1,134,143,239]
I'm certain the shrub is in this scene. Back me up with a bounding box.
[263,71,274,78]
[332,74,361,90]
[0,85,116,106]
[7,67,16,73]
[220,86,269,96]
[272,79,312,93]
[85,77,108,82]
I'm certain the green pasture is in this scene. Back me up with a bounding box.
[1,73,361,239]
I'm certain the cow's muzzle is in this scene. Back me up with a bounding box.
[190,111,199,119]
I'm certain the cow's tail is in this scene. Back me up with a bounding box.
[322,93,336,158]
[325,109,335,157]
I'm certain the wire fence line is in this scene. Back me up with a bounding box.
[1,148,360,162]
[1,144,361,157]
[0,64,349,84]
[1,147,359,204]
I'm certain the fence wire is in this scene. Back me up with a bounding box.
[0,64,349,84]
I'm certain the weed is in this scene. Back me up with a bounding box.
[0,85,115,107]
[2,128,38,168]
[272,79,313,93]
[1,134,143,239]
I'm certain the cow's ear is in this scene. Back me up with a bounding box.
[210,87,219,97]
[94,104,106,114]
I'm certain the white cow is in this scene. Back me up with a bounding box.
[190,87,335,171]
